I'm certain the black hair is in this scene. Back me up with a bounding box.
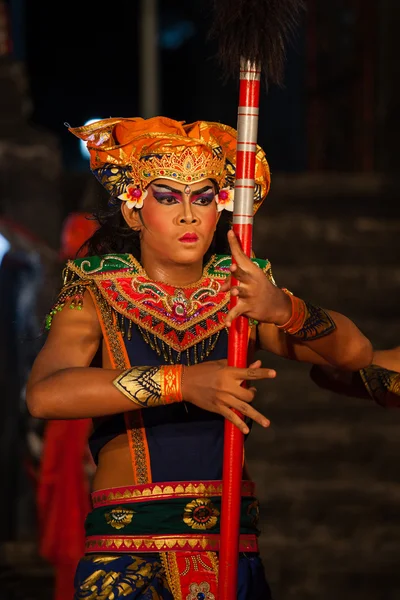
[83,197,231,262]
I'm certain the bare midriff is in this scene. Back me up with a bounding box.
[92,434,134,491]
[92,336,253,492]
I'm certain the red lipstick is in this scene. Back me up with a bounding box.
[179,233,199,243]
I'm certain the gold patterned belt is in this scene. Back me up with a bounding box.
[86,480,260,554]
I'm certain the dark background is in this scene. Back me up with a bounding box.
[24,0,307,174]
[1,1,400,599]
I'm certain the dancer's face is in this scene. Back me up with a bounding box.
[123,178,220,266]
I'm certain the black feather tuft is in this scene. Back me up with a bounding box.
[209,0,305,85]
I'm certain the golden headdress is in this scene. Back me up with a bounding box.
[69,116,270,213]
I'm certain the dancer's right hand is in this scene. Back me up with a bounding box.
[182,359,276,434]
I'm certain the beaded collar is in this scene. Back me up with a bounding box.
[57,254,271,353]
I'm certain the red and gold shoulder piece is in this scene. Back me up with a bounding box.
[45,254,140,330]
[45,254,276,348]
[79,254,230,352]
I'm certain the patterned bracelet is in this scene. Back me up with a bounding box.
[277,288,336,341]
[360,364,400,408]
[277,289,307,334]
[113,365,183,408]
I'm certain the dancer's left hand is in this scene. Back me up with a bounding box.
[221,230,292,328]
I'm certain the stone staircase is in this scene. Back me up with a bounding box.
[0,543,53,600]
[247,173,400,599]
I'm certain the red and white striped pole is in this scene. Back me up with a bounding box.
[219,58,261,600]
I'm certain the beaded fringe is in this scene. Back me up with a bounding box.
[136,325,221,366]
[45,266,89,329]
[46,274,222,366]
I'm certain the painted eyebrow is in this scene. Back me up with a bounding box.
[192,186,215,195]
[152,183,214,195]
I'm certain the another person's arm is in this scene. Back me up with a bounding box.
[310,346,400,406]
[256,314,372,371]
[372,346,400,371]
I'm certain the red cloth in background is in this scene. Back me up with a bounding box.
[37,419,92,600]
[38,211,98,600]
[59,212,98,261]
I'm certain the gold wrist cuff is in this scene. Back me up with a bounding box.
[113,365,183,408]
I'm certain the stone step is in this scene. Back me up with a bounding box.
[254,215,400,266]
[266,173,400,219]
[261,553,400,600]
[248,452,400,493]
[258,523,400,567]
[247,419,400,457]
[0,565,53,600]
[0,543,53,600]
[251,264,400,317]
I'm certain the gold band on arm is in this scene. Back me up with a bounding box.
[277,289,336,341]
[360,365,400,408]
[113,365,183,408]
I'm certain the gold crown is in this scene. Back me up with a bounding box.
[130,147,227,188]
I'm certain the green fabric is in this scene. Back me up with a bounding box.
[71,254,139,275]
[85,496,260,537]
[209,255,271,277]
[69,253,271,278]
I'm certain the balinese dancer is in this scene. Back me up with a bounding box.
[27,117,373,599]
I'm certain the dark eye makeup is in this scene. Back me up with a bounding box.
[152,184,215,207]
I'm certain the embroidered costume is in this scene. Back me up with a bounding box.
[43,117,273,599]
[44,117,336,598]
[51,252,273,599]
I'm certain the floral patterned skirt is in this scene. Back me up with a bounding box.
[73,552,271,599]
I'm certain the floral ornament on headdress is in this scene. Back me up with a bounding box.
[118,184,148,209]
[215,187,234,212]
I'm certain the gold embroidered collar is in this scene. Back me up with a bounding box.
[68,254,231,352]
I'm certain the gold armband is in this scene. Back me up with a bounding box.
[113,365,183,408]
[277,289,336,340]
[360,365,400,408]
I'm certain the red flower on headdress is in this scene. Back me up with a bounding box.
[215,187,234,212]
[118,185,147,209]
